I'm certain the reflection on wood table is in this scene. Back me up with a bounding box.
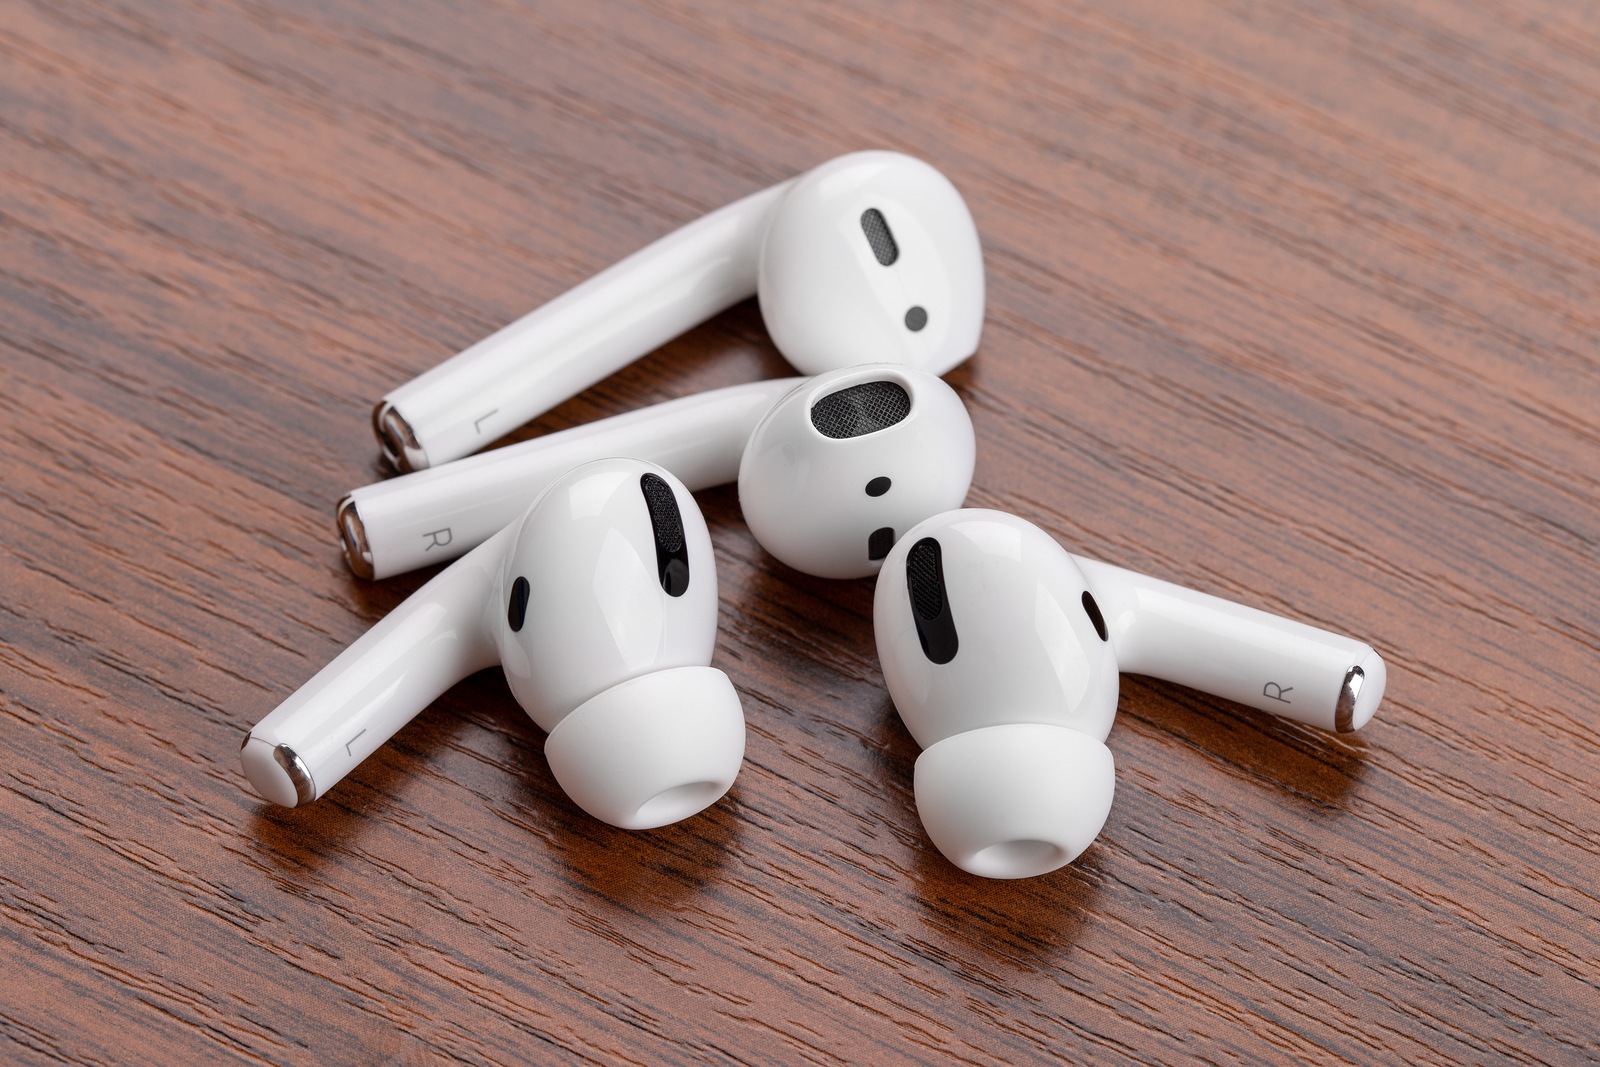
[2,1,1596,1064]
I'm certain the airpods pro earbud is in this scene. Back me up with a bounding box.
[874,509,1387,879]
[373,151,984,470]
[242,459,745,829]
[340,364,976,581]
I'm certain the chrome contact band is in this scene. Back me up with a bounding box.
[373,400,428,472]
[336,496,376,581]
[1335,665,1366,733]
[273,744,317,806]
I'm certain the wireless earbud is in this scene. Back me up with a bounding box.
[341,364,976,581]
[373,151,985,470]
[873,509,1387,879]
[241,459,745,829]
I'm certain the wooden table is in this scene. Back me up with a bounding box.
[4,1,1597,1063]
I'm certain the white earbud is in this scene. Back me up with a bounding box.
[341,365,976,581]
[241,459,744,829]
[373,151,985,470]
[873,509,1387,879]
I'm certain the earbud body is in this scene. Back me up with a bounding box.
[341,365,976,581]
[875,512,1119,880]
[755,152,984,377]
[242,459,744,828]
[735,366,977,579]
[374,151,984,470]
[874,509,1387,879]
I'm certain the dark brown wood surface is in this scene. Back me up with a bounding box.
[3,1,1597,1063]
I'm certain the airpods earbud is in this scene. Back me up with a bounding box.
[373,151,985,470]
[736,369,975,579]
[241,459,745,829]
[874,509,1387,879]
[341,364,976,581]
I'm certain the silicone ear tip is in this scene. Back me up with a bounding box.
[544,666,746,830]
[913,723,1115,879]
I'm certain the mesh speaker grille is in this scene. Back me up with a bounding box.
[640,472,691,596]
[906,536,958,663]
[810,380,911,439]
[906,539,944,620]
[640,473,684,554]
[860,208,899,265]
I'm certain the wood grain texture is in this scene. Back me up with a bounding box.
[2,0,1597,1063]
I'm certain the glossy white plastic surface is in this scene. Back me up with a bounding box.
[1076,557,1387,733]
[242,526,507,806]
[243,460,742,827]
[494,460,719,730]
[382,180,790,469]
[738,365,975,579]
[873,508,1388,878]
[377,150,985,470]
[346,378,801,579]
[345,364,975,582]
[758,151,984,376]
[874,510,1118,750]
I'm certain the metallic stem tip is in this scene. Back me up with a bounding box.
[1335,665,1366,733]
[373,400,428,472]
[274,744,317,806]
[336,495,376,581]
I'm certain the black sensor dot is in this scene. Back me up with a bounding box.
[865,476,891,497]
[904,306,928,331]
[868,527,896,561]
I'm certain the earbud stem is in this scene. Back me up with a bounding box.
[378,180,794,470]
[342,377,802,580]
[1075,557,1385,732]
[240,528,509,806]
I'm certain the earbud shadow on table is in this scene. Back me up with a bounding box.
[241,698,469,878]
[239,564,456,874]
[1117,677,1372,809]
[340,565,435,619]
[243,667,741,909]
[465,691,744,909]
[725,550,879,664]
[535,795,746,909]
[909,844,1107,960]
[717,551,1109,960]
